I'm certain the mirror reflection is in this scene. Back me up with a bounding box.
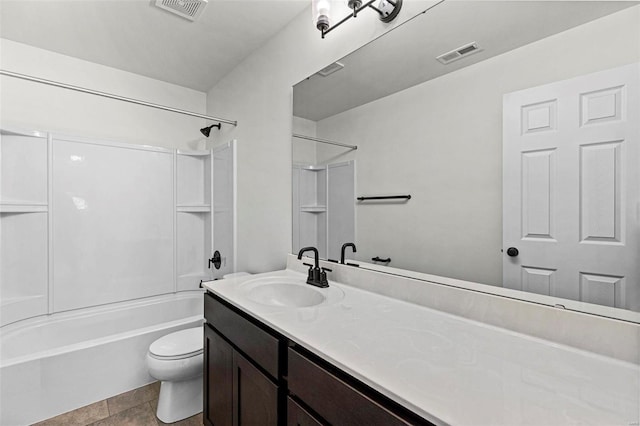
[292,1,640,317]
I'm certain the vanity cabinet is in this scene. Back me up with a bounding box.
[203,292,433,426]
[203,294,280,426]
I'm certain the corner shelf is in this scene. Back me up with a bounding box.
[176,152,211,206]
[300,205,327,213]
[301,165,326,171]
[177,204,211,213]
[176,150,213,292]
[176,149,210,157]
[0,203,48,213]
[1,131,50,326]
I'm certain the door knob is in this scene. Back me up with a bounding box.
[506,247,519,257]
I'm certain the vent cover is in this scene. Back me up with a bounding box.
[154,0,208,21]
[436,42,481,64]
[317,62,345,77]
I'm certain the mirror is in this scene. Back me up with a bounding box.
[292,0,640,320]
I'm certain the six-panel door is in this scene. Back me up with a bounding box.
[503,63,640,310]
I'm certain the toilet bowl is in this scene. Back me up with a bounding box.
[146,326,203,423]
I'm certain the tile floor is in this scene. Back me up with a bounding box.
[32,382,202,426]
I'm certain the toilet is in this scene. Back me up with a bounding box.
[146,326,204,423]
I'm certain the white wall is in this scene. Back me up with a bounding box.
[313,6,640,286]
[0,39,207,149]
[206,2,437,273]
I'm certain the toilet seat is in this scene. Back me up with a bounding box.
[149,326,203,360]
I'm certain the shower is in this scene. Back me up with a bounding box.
[200,123,221,137]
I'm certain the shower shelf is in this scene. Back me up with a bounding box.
[0,131,49,327]
[176,149,210,156]
[301,165,326,171]
[176,150,213,291]
[177,204,211,213]
[0,203,48,213]
[300,205,326,213]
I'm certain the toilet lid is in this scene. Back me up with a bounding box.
[149,326,203,359]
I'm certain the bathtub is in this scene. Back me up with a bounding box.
[0,291,204,425]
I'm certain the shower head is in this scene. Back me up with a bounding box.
[200,123,221,137]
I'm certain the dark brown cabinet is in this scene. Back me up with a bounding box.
[204,295,280,426]
[287,397,323,426]
[288,348,423,426]
[204,325,233,426]
[233,351,278,425]
[204,292,433,426]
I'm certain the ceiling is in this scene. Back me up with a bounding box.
[293,1,638,121]
[0,0,310,92]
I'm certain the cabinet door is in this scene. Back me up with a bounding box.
[287,397,323,426]
[204,325,233,426]
[232,351,278,426]
[205,294,280,379]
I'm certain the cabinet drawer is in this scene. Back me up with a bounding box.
[288,348,414,426]
[205,293,280,379]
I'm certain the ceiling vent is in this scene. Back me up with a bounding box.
[317,62,345,77]
[436,42,481,65]
[154,0,208,21]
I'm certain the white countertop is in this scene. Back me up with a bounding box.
[204,269,639,426]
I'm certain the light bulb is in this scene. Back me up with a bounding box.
[312,0,332,32]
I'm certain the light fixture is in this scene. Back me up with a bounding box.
[312,0,402,38]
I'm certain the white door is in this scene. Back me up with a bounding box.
[503,63,640,311]
[211,140,236,279]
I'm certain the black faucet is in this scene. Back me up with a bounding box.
[340,243,357,264]
[297,247,330,288]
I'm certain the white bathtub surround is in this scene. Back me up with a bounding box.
[0,292,204,426]
[204,266,639,425]
[0,127,236,327]
[290,255,640,365]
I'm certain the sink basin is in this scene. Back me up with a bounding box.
[246,283,325,307]
[239,276,344,308]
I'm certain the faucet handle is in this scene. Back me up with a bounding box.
[303,263,316,284]
[319,267,330,287]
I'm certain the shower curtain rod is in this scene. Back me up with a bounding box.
[0,69,238,126]
[292,133,357,150]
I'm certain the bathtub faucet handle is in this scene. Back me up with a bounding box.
[208,251,222,270]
